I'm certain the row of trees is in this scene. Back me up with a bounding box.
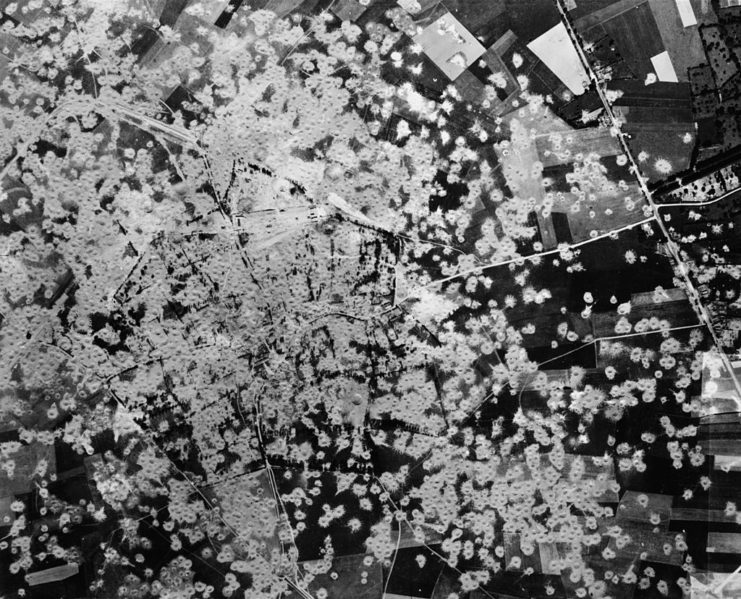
[0,2,735,598]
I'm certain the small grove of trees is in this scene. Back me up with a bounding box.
[0,2,735,599]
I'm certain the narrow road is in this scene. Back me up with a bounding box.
[553,0,741,401]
